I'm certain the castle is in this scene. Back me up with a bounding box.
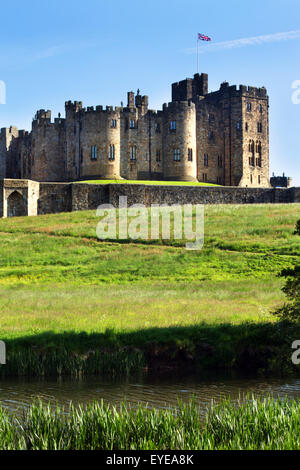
[0,73,270,187]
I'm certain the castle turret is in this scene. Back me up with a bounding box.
[162,101,197,182]
[172,73,208,102]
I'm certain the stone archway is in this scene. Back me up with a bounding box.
[7,191,27,217]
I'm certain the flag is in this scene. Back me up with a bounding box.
[198,33,211,42]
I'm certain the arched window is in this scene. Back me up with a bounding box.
[173,149,181,161]
[249,140,254,154]
[170,120,176,131]
[91,145,97,160]
[109,144,115,161]
[130,146,136,160]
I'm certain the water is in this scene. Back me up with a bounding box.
[1,372,300,416]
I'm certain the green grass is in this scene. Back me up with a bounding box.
[1,397,300,450]
[0,204,299,376]
[78,178,220,186]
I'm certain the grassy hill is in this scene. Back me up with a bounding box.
[0,203,299,376]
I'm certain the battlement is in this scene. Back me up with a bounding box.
[18,130,30,139]
[217,82,268,98]
[270,174,292,188]
[172,73,208,102]
[65,101,83,113]
[80,105,123,115]
[34,110,51,121]
[163,100,195,112]
[0,126,19,137]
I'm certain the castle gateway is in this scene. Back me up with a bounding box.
[0,73,270,187]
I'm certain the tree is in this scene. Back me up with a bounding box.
[273,220,300,322]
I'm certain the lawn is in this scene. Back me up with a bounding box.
[78,179,220,186]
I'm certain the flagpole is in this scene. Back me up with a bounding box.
[197,35,199,73]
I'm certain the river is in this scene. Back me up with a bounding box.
[1,372,300,416]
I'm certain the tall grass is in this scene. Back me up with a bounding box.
[0,397,300,450]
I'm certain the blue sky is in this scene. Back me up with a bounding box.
[0,0,299,184]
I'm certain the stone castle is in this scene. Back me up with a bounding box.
[0,73,270,187]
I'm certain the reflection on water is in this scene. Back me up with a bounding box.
[0,372,300,416]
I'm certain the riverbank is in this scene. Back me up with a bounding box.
[2,320,300,377]
[1,397,300,450]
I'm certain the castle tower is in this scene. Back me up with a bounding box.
[0,127,20,179]
[65,101,82,181]
[31,110,65,182]
[162,101,197,182]
[99,107,121,179]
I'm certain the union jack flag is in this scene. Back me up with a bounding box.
[198,33,211,42]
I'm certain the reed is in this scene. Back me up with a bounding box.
[1,348,145,378]
[0,397,299,450]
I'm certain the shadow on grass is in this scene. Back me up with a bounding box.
[1,321,300,378]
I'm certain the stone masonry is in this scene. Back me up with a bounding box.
[0,179,299,219]
[0,73,271,188]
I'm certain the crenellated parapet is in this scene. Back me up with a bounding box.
[0,72,271,187]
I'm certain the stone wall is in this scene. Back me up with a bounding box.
[107,184,294,208]
[1,180,299,219]
[71,183,109,212]
[38,183,72,214]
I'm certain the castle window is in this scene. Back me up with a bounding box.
[258,175,261,185]
[170,120,176,131]
[247,102,252,112]
[91,145,97,161]
[249,140,255,154]
[257,122,262,133]
[174,149,181,161]
[204,154,209,167]
[245,122,248,132]
[218,155,223,168]
[156,150,161,162]
[109,144,115,161]
[155,123,161,133]
[111,119,117,128]
[188,148,193,162]
[256,141,262,154]
[130,146,136,160]
[259,104,263,113]
[209,131,214,141]
[202,173,208,182]
[129,119,136,129]
[217,176,222,185]
[250,174,253,184]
